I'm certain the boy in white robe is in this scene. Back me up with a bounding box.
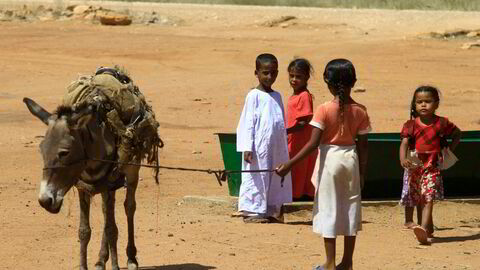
[236,53,292,223]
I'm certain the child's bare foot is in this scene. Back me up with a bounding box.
[337,261,353,270]
[313,265,335,270]
[427,222,435,235]
[313,262,336,270]
[413,226,431,245]
[403,221,417,229]
[427,236,434,244]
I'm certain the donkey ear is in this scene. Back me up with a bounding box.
[23,97,52,125]
[70,105,95,129]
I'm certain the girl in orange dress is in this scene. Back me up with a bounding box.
[286,58,317,201]
[277,59,371,270]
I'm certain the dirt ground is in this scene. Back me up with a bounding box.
[1,1,480,269]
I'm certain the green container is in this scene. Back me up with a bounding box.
[217,131,480,199]
[216,133,243,196]
[364,130,480,199]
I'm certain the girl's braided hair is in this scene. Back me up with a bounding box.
[323,59,357,135]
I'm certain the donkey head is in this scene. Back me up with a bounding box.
[24,98,95,213]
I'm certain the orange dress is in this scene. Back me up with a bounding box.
[286,90,317,199]
[311,100,371,145]
[309,100,371,237]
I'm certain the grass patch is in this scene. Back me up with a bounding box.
[95,0,480,11]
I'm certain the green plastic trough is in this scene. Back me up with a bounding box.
[216,131,480,199]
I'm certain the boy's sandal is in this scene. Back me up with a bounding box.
[267,216,284,224]
[312,266,325,270]
[230,211,245,218]
[243,216,270,224]
[413,226,430,245]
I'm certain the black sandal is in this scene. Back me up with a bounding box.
[243,216,270,223]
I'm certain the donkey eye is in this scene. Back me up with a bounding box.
[58,150,70,159]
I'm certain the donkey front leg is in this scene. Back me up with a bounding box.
[78,191,91,270]
[94,227,109,270]
[96,191,120,270]
[125,171,139,270]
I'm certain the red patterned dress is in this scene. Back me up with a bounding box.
[400,116,457,205]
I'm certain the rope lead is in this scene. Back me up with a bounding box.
[87,158,283,187]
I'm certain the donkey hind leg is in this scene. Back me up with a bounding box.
[78,191,92,270]
[95,191,120,270]
[125,168,139,270]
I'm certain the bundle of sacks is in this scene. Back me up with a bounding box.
[63,66,163,183]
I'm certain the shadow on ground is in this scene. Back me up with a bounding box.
[285,220,312,225]
[121,264,216,270]
[433,233,480,244]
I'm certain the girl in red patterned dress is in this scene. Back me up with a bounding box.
[399,86,461,245]
[286,58,318,201]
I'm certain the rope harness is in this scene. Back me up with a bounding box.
[44,157,285,187]
[89,158,284,187]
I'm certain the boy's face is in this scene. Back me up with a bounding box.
[255,61,278,89]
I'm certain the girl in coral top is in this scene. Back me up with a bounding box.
[277,59,371,270]
[286,58,318,201]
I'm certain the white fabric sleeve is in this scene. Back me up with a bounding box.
[309,120,325,130]
[358,126,372,135]
[236,93,256,152]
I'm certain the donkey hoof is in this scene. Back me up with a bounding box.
[127,259,138,270]
[94,262,106,270]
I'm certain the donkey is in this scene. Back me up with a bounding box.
[24,97,140,270]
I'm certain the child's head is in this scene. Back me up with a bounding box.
[287,58,313,92]
[410,85,440,119]
[255,53,278,90]
[323,59,357,134]
[323,58,357,94]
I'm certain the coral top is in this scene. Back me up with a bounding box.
[286,90,314,129]
[286,90,316,199]
[310,100,371,145]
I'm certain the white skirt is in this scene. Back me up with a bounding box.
[312,144,362,237]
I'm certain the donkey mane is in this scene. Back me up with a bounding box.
[55,105,74,118]
[55,102,91,118]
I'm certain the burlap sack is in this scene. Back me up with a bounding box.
[63,69,162,166]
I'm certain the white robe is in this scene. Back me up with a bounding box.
[236,88,292,217]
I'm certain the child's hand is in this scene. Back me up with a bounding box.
[244,151,253,163]
[401,158,416,169]
[275,163,291,177]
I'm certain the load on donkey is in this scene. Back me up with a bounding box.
[23,66,163,270]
